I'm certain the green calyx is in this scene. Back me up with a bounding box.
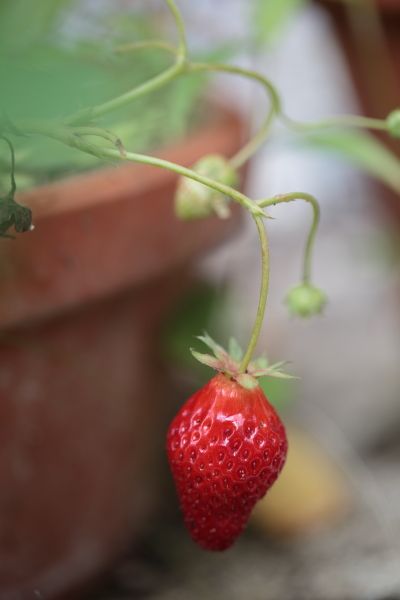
[191,332,296,390]
[386,109,400,138]
[285,283,327,318]
[174,154,238,220]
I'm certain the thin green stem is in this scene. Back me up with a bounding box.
[64,0,188,126]
[102,148,264,217]
[13,121,264,217]
[188,62,280,169]
[0,135,16,197]
[65,60,186,126]
[239,215,270,373]
[73,126,123,146]
[166,0,187,57]
[258,192,320,283]
[282,113,388,133]
[114,40,178,57]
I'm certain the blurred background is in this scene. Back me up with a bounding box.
[0,1,399,599]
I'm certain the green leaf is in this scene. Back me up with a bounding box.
[252,0,306,45]
[305,130,400,195]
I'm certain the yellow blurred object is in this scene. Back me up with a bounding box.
[251,427,350,536]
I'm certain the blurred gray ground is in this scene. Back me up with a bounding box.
[93,451,400,600]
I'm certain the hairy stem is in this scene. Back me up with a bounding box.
[259,192,320,283]
[15,122,264,217]
[239,216,270,373]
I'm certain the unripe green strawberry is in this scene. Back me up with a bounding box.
[285,283,327,318]
[174,154,238,220]
[166,373,287,551]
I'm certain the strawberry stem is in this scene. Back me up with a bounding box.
[239,215,270,374]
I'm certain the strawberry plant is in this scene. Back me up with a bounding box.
[1,0,399,552]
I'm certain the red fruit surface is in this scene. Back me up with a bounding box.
[166,373,288,551]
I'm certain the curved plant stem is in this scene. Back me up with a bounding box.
[64,0,188,126]
[259,192,320,283]
[14,121,264,217]
[97,149,265,216]
[73,126,124,147]
[65,60,186,126]
[166,0,187,57]
[188,62,281,169]
[0,136,16,197]
[239,215,270,373]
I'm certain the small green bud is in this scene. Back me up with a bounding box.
[174,154,238,220]
[285,283,327,318]
[386,109,400,138]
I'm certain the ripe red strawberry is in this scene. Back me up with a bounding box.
[166,372,288,551]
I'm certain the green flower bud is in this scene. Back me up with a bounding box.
[285,283,327,318]
[386,109,400,138]
[174,154,238,220]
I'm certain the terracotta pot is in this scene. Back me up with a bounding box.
[0,107,245,599]
[317,0,400,218]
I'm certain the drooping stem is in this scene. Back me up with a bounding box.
[188,62,281,170]
[259,192,320,283]
[16,122,264,217]
[0,136,16,197]
[239,216,270,373]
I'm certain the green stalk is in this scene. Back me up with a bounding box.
[15,121,263,217]
[114,40,178,57]
[188,62,281,169]
[64,0,188,126]
[282,113,388,133]
[96,148,264,217]
[239,215,270,373]
[259,192,320,283]
[165,0,187,56]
